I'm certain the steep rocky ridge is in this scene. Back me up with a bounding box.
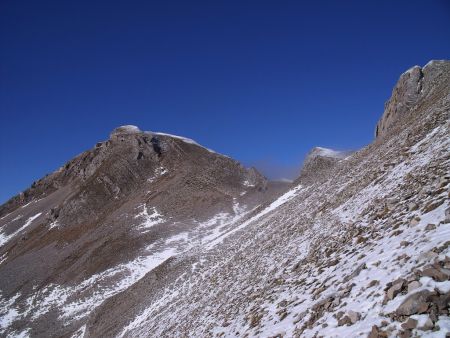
[375,60,450,138]
[0,60,449,338]
[0,127,288,337]
[83,60,449,337]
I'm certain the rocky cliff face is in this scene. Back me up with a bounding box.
[0,60,449,338]
[375,60,450,138]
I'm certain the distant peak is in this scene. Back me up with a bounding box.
[309,147,350,160]
[111,124,141,134]
[110,125,141,136]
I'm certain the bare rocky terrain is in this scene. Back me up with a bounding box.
[0,60,449,338]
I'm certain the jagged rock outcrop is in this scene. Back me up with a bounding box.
[375,60,450,138]
[295,147,352,185]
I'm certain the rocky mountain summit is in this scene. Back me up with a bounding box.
[0,60,449,338]
[295,147,352,186]
[0,126,287,337]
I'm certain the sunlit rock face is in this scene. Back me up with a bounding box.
[375,60,450,138]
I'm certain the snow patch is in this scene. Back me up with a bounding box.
[153,132,217,154]
[147,167,168,183]
[311,147,350,160]
[0,212,42,248]
[134,205,164,231]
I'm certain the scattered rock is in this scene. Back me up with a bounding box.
[347,310,360,324]
[390,229,403,237]
[418,251,438,263]
[407,281,421,293]
[327,259,339,267]
[401,318,417,330]
[356,236,368,244]
[337,310,360,326]
[417,316,434,331]
[386,281,404,301]
[400,241,411,247]
[395,290,434,316]
[337,315,351,326]
[423,200,444,213]
[409,217,421,226]
[399,329,412,338]
[421,266,450,282]
[444,207,450,223]
[424,223,436,231]
[407,202,419,211]
[368,325,382,338]
[368,280,380,288]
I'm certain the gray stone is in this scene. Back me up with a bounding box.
[396,290,434,316]
[337,315,352,326]
[401,318,417,330]
[417,316,434,331]
[407,281,421,293]
[424,223,436,231]
[347,310,360,324]
[409,217,421,226]
[421,266,449,282]
[407,202,419,211]
[418,251,439,263]
[445,207,450,223]
[387,281,404,300]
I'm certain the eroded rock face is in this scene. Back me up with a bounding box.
[375,60,450,138]
[0,126,285,337]
[296,147,352,185]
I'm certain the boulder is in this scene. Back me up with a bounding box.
[368,325,388,338]
[395,290,435,316]
[401,318,417,330]
[386,281,404,301]
[417,316,434,331]
[424,223,436,231]
[407,281,421,293]
[445,207,450,223]
[347,310,360,324]
[421,266,449,282]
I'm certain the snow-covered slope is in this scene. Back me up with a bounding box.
[103,107,449,338]
[0,60,449,338]
[85,60,449,338]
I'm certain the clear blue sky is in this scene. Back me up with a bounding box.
[1,0,449,203]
